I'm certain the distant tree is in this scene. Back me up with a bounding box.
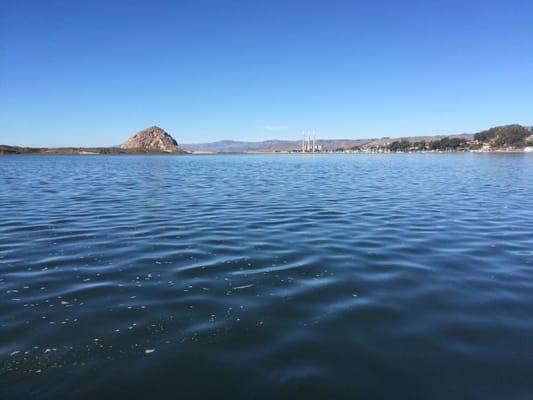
[389,140,410,152]
[428,137,466,151]
[474,124,530,147]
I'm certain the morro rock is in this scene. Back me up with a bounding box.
[121,126,182,152]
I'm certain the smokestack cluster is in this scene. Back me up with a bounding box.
[302,133,318,152]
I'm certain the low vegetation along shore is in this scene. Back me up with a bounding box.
[2,124,532,155]
[0,146,180,155]
[355,124,533,153]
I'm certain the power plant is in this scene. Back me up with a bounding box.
[301,133,322,152]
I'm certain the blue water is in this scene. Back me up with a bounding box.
[1,154,533,399]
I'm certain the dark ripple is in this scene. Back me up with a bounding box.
[1,153,533,399]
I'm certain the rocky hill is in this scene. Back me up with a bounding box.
[121,126,183,153]
[1,126,186,154]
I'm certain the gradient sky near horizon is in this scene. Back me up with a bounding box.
[1,0,533,146]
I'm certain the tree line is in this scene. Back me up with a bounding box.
[473,125,533,148]
[388,137,467,152]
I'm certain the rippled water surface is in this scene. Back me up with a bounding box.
[1,154,533,399]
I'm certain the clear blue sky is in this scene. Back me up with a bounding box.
[1,0,532,146]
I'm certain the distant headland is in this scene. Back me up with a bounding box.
[2,124,533,155]
[0,126,187,155]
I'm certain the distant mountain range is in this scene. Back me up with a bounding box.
[181,139,370,152]
[181,134,473,153]
[8,124,533,155]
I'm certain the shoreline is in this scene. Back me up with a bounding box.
[2,149,532,156]
[4,124,532,155]
[0,145,187,155]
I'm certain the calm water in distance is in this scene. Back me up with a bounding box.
[1,154,533,399]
